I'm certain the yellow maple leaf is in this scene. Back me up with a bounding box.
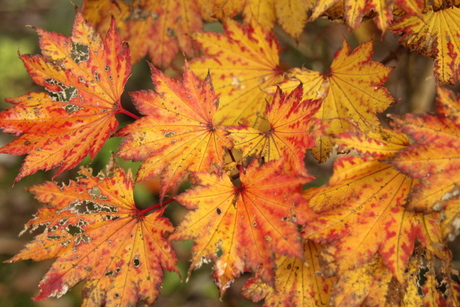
[391,6,460,85]
[404,246,460,306]
[303,155,418,283]
[199,0,244,20]
[299,128,422,284]
[243,0,312,41]
[389,87,460,212]
[310,0,423,31]
[313,0,391,31]
[241,241,337,306]
[332,254,394,306]
[190,19,284,128]
[277,40,393,162]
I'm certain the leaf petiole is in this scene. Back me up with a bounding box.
[117,106,140,120]
[137,198,176,216]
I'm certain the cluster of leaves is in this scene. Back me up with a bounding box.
[2,0,460,306]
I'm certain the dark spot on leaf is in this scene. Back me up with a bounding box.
[105,270,114,277]
[167,28,176,38]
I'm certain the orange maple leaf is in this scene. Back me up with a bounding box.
[390,87,460,212]
[277,40,393,162]
[0,12,131,182]
[6,158,178,306]
[82,0,203,67]
[302,129,418,284]
[117,64,232,199]
[241,241,336,306]
[171,158,314,294]
[229,85,322,175]
[391,6,460,85]
[190,19,284,128]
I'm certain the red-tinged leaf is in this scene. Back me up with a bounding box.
[83,0,203,67]
[415,212,450,260]
[390,88,460,212]
[190,19,284,128]
[229,85,322,175]
[303,154,418,284]
[335,127,409,159]
[310,0,423,31]
[171,158,314,294]
[277,40,394,162]
[0,12,130,182]
[241,241,336,306]
[436,85,460,117]
[117,64,232,199]
[391,6,460,85]
[440,198,460,242]
[402,247,426,306]
[7,158,178,306]
[405,247,460,307]
[332,254,394,306]
[199,0,244,20]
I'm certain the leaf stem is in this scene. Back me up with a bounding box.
[228,148,236,163]
[117,105,141,120]
[138,198,176,216]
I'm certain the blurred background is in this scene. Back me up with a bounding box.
[0,0,458,306]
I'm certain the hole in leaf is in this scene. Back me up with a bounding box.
[44,78,78,102]
[67,224,84,236]
[71,42,89,63]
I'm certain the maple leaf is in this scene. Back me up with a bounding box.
[242,0,312,41]
[6,158,178,306]
[310,0,423,32]
[190,19,284,128]
[171,158,314,294]
[229,85,322,175]
[276,40,393,162]
[332,254,395,306]
[415,212,450,261]
[0,12,131,182]
[241,241,337,306]
[199,0,244,20]
[83,0,203,67]
[301,129,419,284]
[337,128,409,159]
[440,198,460,242]
[117,63,232,199]
[390,87,460,212]
[391,6,460,85]
[404,246,460,306]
